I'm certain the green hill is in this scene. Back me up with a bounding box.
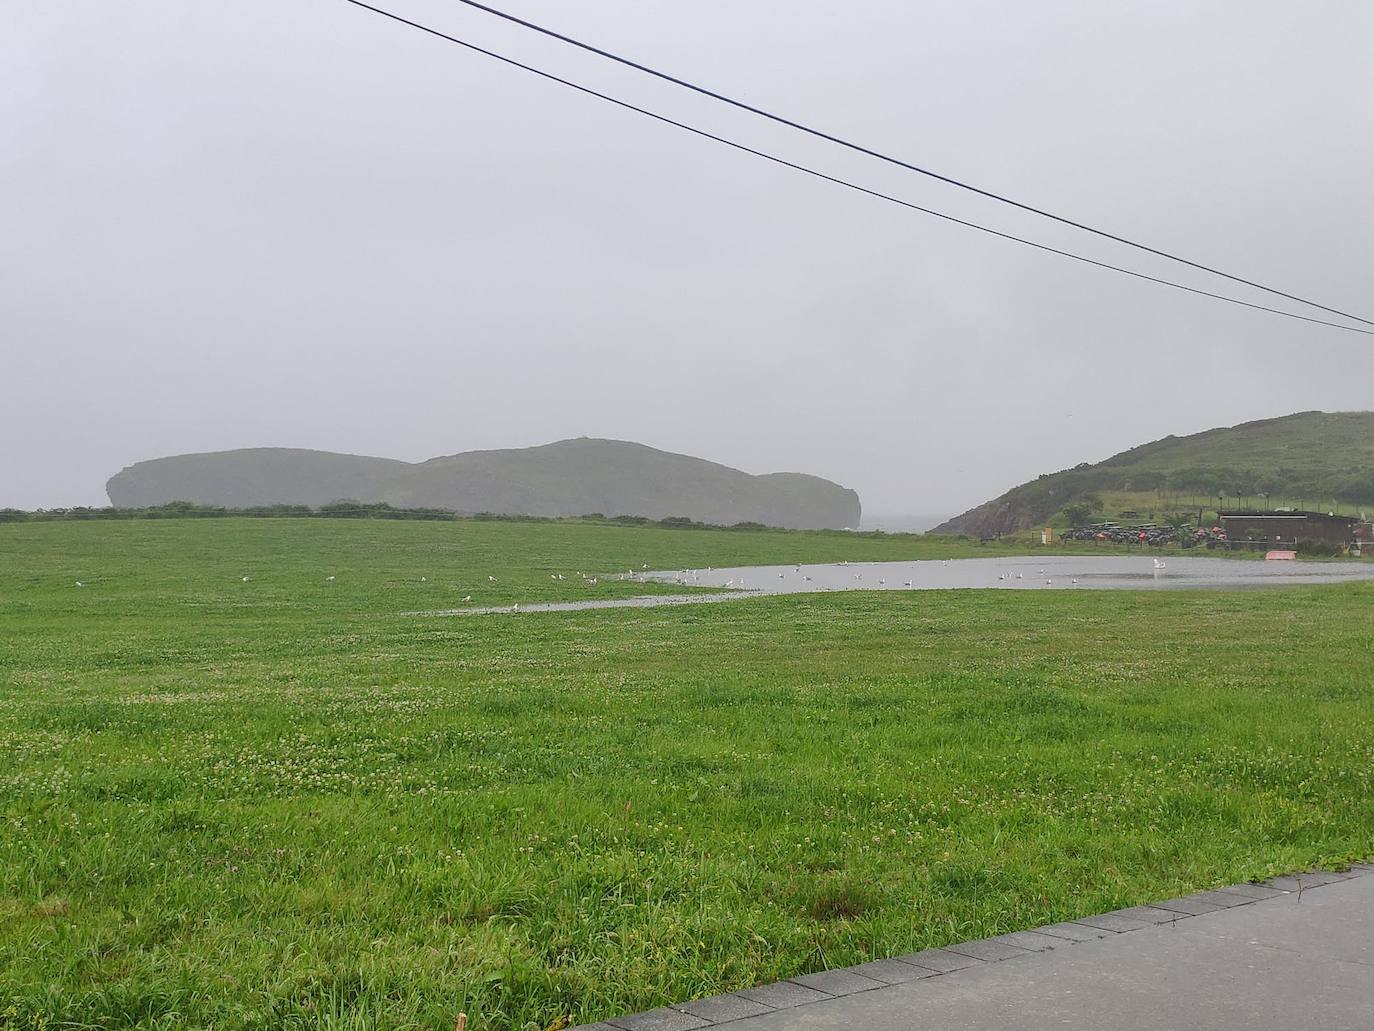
[934,411,1374,537]
[106,438,861,530]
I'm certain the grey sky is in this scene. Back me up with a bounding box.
[4,1,1371,517]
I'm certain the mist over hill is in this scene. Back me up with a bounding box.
[106,439,861,530]
[934,411,1374,537]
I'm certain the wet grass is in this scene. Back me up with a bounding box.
[2,519,1372,1029]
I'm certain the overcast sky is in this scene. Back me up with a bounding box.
[4,1,1372,518]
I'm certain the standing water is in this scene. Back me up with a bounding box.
[413,555,1374,616]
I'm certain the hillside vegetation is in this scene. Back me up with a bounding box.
[935,411,1374,537]
[106,438,861,530]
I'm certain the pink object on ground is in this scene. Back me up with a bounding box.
[1266,550,1297,561]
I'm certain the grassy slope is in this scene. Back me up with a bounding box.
[2,519,1372,1030]
[937,410,1374,535]
[1096,410,1374,489]
[1049,489,1371,528]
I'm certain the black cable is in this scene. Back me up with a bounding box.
[338,0,1374,336]
[442,0,1373,328]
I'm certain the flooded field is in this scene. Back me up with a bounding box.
[649,554,1374,592]
[10,518,1374,1028]
[422,554,1374,615]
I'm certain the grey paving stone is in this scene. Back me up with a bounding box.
[1187,889,1258,908]
[1264,875,1306,891]
[788,969,885,997]
[676,874,1374,1031]
[1109,906,1186,926]
[1151,896,1229,916]
[1035,921,1112,942]
[1216,882,1289,900]
[607,1008,709,1031]
[848,958,941,984]
[1265,871,1350,891]
[1349,862,1374,872]
[570,1024,620,1031]
[897,947,979,973]
[989,930,1066,952]
[1072,912,1152,933]
[735,981,830,1009]
[944,938,1033,963]
[673,994,774,1023]
[1299,869,1360,885]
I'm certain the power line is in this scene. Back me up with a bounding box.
[442,0,1373,329]
[338,0,1374,337]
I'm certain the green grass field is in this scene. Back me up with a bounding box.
[3,519,1372,1030]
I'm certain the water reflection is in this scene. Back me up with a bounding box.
[413,555,1374,616]
[649,555,1374,594]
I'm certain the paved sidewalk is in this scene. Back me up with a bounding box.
[579,865,1374,1031]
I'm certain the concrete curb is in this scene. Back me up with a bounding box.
[572,864,1374,1030]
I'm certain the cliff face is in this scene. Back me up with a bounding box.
[931,492,1061,539]
[106,439,861,531]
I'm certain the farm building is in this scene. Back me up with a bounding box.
[1219,510,1361,546]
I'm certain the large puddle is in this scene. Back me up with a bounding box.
[414,554,1374,616]
[647,555,1374,593]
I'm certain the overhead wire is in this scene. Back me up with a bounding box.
[338,0,1374,336]
[440,0,1373,328]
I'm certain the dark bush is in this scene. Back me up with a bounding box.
[1296,539,1344,557]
